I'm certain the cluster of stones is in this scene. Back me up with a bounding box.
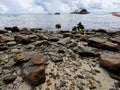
[0,27,120,90]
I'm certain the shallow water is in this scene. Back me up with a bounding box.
[0,13,120,31]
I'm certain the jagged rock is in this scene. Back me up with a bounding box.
[88,37,120,51]
[22,53,46,86]
[3,75,17,83]
[111,36,120,45]
[15,35,31,44]
[0,36,14,43]
[58,37,71,45]
[37,34,48,40]
[0,30,7,34]
[99,53,120,71]
[35,40,50,46]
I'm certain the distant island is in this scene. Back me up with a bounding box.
[70,9,89,14]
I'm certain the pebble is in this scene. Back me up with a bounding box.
[46,80,52,86]
[3,75,17,84]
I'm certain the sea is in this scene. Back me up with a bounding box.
[0,13,120,31]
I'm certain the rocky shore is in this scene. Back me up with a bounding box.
[0,27,120,90]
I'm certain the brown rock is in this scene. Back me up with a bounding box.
[15,35,31,44]
[22,53,46,86]
[0,36,14,43]
[35,40,50,46]
[80,35,90,41]
[63,33,73,38]
[88,37,120,51]
[37,34,48,40]
[14,52,34,63]
[99,53,120,71]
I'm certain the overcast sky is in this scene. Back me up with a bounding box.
[0,0,120,13]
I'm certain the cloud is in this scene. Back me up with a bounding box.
[0,0,120,13]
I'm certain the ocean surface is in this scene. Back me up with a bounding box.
[0,13,120,31]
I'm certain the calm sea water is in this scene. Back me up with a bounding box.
[0,13,120,31]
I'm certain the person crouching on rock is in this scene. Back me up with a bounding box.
[77,22,84,34]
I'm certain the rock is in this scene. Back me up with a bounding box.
[0,36,14,43]
[96,29,107,33]
[55,24,61,29]
[46,80,52,86]
[90,69,97,75]
[58,37,71,45]
[0,43,8,50]
[37,34,48,40]
[35,40,50,46]
[79,9,89,14]
[111,36,120,45]
[99,53,120,71]
[109,72,120,80]
[11,26,20,32]
[4,27,12,31]
[50,55,63,62]
[20,28,31,34]
[63,33,73,38]
[22,53,46,86]
[0,67,2,75]
[80,35,90,41]
[59,30,70,34]
[60,80,67,87]
[77,80,84,90]
[48,37,59,42]
[55,12,60,15]
[3,75,17,84]
[88,37,120,51]
[89,79,96,89]
[14,52,35,63]
[15,35,31,44]
[0,30,7,34]
[7,41,16,46]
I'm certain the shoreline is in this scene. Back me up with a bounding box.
[0,27,120,90]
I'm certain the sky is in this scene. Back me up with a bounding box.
[0,0,120,13]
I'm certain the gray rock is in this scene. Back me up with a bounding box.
[0,67,2,75]
[7,41,16,46]
[3,75,17,83]
[58,37,71,45]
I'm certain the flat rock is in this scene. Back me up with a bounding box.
[58,37,71,45]
[14,52,35,63]
[88,37,120,51]
[99,53,120,71]
[0,30,7,34]
[37,34,48,40]
[0,36,14,43]
[80,35,90,41]
[111,36,120,45]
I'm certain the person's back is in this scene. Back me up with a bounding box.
[77,22,84,33]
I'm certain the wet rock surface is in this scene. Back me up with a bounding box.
[0,28,120,90]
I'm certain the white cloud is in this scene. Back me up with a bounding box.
[0,0,120,13]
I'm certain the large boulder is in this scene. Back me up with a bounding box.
[15,35,31,44]
[99,53,120,71]
[11,26,20,32]
[88,37,120,51]
[0,36,14,43]
[22,53,46,86]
